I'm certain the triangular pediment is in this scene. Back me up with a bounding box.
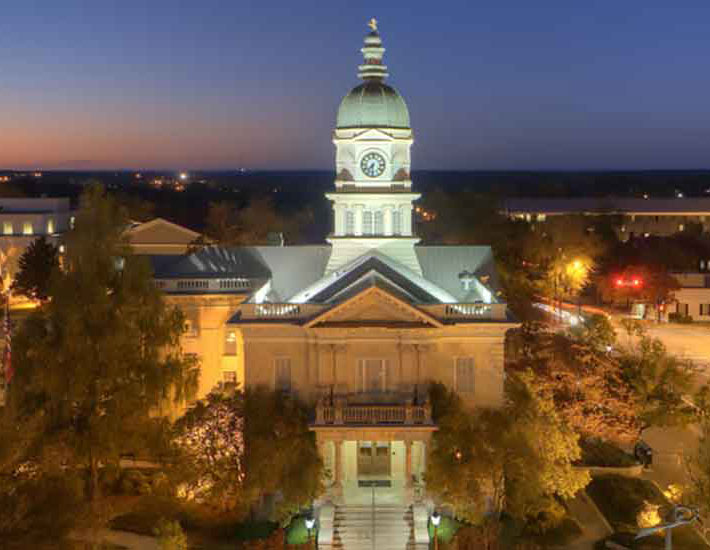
[305,286,442,328]
[351,128,395,142]
[126,218,202,245]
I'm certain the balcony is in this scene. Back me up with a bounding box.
[314,396,433,426]
[420,302,508,321]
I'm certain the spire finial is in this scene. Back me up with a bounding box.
[358,19,388,81]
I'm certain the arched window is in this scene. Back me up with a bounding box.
[374,211,384,235]
[392,210,402,235]
[345,210,355,235]
[363,211,373,235]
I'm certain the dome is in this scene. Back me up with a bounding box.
[336,81,410,129]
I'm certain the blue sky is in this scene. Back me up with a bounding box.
[2,1,710,170]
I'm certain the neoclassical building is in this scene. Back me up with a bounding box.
[147,24,515,519]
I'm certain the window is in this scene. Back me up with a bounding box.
[22,221,33,235]
[358,358,392,392]
[274,357,292,392]
[70,216,76,229]
[392,210,402,235]
[374,210,384,234]
[2,222,11,235]
[46,218,55,234]
[183,319,197,337]
[678,303,689,316]
[700,304,710,316]
[224,331,237,355]
[536,213,546,222]
[345,210,355,235]
[362,210,373,235]
[454,357,475,393]
[223,371,237,387]
[679,223,685,232]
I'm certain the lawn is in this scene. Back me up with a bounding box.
[427,515,462,543]
[587,475,708,549]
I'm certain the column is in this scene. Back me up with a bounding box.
[405,440,413,488]
[354,204,364,236]
[403,205,413,236]
[334,440,343,490]
[334,203,345,236]
[384,205,393,236]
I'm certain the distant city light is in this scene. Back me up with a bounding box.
[179,172,188,180]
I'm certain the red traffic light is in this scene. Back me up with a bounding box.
[614,276,643,288]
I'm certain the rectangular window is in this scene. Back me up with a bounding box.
[345,210,355,235]
[374,211,384,235]
[358,358,392,392]
[678,303,689,316]
[700,304,710,316]
[46,218,55,234]
[2,222,12,235]
[224,331,237,355]
[362,211,373,235]
[22,221,33,235]
[275,357,292,392]
[454,357,475,393]
[392,210,402,235]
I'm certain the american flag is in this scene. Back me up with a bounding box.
[3,293,11,385]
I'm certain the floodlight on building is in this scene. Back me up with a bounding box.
[431,512,441,527]
[305,517,316,530]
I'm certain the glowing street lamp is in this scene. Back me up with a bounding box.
[431,511,441,550]
[636,505,698,549]
[305,516,316,549]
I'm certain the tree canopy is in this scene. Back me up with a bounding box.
[11,236,59,302]
[0,184,199,501]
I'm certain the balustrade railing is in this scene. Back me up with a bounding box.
[314,399,433,426]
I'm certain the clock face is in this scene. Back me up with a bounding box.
[360,152,386,178]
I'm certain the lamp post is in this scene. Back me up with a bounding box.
[635,505,699,550]
[305,517,316,550]
[431,511,441,550]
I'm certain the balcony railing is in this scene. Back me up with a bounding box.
[233,303,325,321]
[314,397,433,426]
[420,303,508,321]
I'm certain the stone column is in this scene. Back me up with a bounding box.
[405,440,413,488]
[354,204,364,236]
[334,440,343,491]
[334,203,345,236]
[384,205,393,235]
[403,205,413,236]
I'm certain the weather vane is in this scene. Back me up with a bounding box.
[368,18,378,32]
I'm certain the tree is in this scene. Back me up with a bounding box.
[425,374,589,532]
[509,319,641,444]
[0,184,199,503]
[0,245,22,295]
[11,236,59,302]
[171,387,322,522]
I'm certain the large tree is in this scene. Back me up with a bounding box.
[426,373,589,531]
[0,184,199,501]
[11,236,60,302]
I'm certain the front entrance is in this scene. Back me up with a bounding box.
[357,441,391,478]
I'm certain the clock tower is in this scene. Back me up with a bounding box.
[326,20,421,274]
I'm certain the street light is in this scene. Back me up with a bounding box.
[305,516,316,549]
[635,505,699,549]
[431,511,441,550]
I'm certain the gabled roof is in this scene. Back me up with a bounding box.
[125,217,201,244]
[303,285,443,328]
[148,246,271,280]
[289,250,458,305]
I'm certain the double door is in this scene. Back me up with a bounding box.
[357,441,391,478]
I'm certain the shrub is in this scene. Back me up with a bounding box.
[669,312,693,323]
[579,438,638,467]
[153,518,188,550]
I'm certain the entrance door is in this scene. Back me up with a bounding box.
[357,441,391,478]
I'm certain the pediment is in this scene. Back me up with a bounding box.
[351,128,394,142]
[305,286,442,328]
[127,218,201,245]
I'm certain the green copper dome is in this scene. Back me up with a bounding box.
[336,81,410,129]
[336,23,411,129]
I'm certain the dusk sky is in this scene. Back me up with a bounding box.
[2,1,710,171]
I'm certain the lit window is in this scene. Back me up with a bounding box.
[345,210,355,235]
[455,357,475,393]
[70,216,76,229]
[374,210,384,234]
[392,210,402,235]
[2,222,12,235]
[679,224,685,232]
[275,357,292,392]
[536,213,546,222]
[363,211,373,235]
[701,304,710,316]
[22,221,33,235]
[224,331,237,355]
[46,218,55,234]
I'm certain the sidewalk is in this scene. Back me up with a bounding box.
[71,528,160,550]
[565,489,613,550]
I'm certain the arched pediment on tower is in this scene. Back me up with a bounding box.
[337,169,354,182]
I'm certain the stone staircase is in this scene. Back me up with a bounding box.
[332,504,414,550]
